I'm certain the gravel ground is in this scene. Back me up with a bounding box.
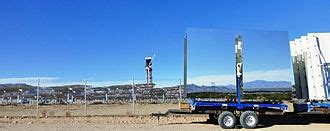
[0,104,330,131]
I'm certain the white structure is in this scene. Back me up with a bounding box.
[290,33,330,101]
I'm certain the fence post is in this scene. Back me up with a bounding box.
[84,78,87,116]
[36,78,40,118]
[132,78,135,115]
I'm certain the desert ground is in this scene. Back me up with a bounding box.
[0,104,178,116]
[0,104,330,131]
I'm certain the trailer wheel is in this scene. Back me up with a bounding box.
[240,111,258,129]
[218,111,236,129]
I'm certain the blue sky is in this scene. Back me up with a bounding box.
[187,28,292,86]
[0,0,330,87]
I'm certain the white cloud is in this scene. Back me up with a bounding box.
[189,68,292,86]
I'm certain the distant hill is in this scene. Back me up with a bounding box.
[188,80,292,93]
[244,87,292,92]
[48,85,87,92]
[187,84,235,93]
[243,80,292,88]
[0,80,292,94]
[0,83,35,92]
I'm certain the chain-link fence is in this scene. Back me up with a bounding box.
[0,78,185,117]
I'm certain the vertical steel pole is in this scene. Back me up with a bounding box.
[132,78,135,115]
[3,90,6,104]
[67,89,69,105]
[84,78,87,116]
[179,78,182,108]
[71,95,73,103]
[162,93,165,103]
[17,85,20,104]
[183,33,188,98]
[37,78,40,117]
[105,93,108,102]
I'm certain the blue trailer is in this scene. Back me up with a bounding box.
[153,34,330,129]
[186,99,288,129]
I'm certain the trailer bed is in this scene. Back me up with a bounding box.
[188,99,288,113]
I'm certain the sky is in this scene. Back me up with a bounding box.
[0,0,330,87]
[187,28,292,86]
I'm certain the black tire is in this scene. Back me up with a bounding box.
[218,111,236,129]
[240,111,258,129]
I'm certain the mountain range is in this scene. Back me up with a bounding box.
[187,80,292,93]
[0,80,292,93]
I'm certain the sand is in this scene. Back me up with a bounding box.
[0,104,329,131]
[0,104,177,116]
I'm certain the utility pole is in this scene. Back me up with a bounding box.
[37,78,40,117]
[132,78,135,115]
[84,78,87,116]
